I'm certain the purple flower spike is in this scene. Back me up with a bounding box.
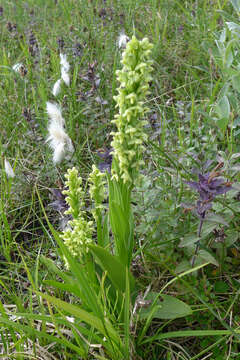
[184,165,232,215]
[182,162,233,266]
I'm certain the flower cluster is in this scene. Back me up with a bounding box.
[61,167,93,263]
[88,165,106,221]
[111,36,153,184]
[185,169,232,219]
[63,167,84,219]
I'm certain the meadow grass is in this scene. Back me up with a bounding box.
[1,0,240,359]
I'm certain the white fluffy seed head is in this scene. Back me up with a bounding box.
[60,53,70,72]
[12,63,23,72]
[52,79,62,96]
[46,107,74,164]
[117,33,129,49]
[61,68,70,86]
[46,101,65,126]
[52,142,65,164]
[60,53,70,86]
[4,159,15,178]
[66,316,75,324]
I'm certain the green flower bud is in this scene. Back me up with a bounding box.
[62,167,84,220]
[88,165,106,221]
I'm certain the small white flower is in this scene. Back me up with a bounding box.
[52,79,62,96]
[4,159,15,178]
[117,32,129,49]
[60,53,70,86]
[12,63,23,73]
[46,103,74,164]
[46,101,65,127]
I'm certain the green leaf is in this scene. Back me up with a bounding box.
[36,290,123,352]
[141,329,240,344]
[205,213,229,227]
[226,21,240,36]
[179,233,200,247]
[232,74,240,93]
[175,260,191,274]
[214,280,230,293]
[40,255,73,283]
[224,40,235,67]
[230,0,240,14]
[89,244,135,293]
[108,177,134,267]
[179,222,216,248]
[215,95,230,120]
[217,117,229,132]
[225,230,239,246]
[138,292,192,320]
[124,267,130,358]
[197,249,219,267]
[50,232,103,319]
[43,279,82,297]
[0,316,85,356]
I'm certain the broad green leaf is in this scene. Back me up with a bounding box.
[217,117,229,132]
[232,74,240,93]
[108,176,134,266]
[139,292,192,320]
[226,21,240,36]
[224,40,235,67]
[179,222,216,248]
[89,244,135,293]
[197,249,219,267]
[215,39,225,57]
[215,95,230,120]
[205,213,228,227]
[225,230,239,246]
[179,234,200,247]
[230,0,240,13]
[175,260,191,274]
[214,280,229,293]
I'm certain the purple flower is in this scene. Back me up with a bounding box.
[182,163,232,266]
[184,170,232,217]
